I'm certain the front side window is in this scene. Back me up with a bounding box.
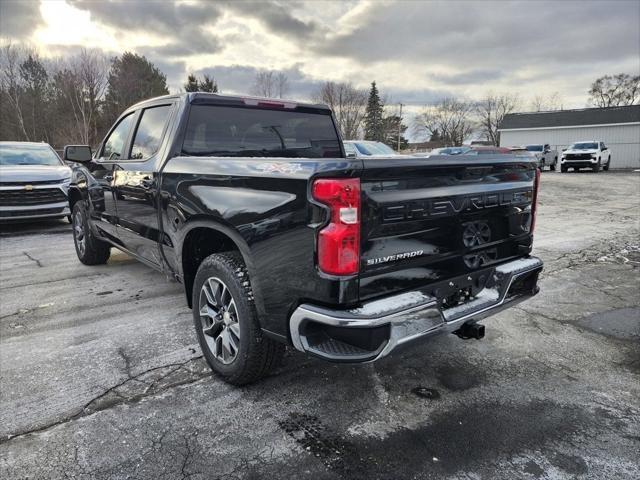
[0,144,62,166]
[182,105,341,158]
[102,113,134,160]
[130,105,171,160]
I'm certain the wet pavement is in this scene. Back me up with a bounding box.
[1,171,639,479]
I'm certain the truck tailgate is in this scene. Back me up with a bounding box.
[359,155,537,301]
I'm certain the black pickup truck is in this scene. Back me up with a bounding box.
[64,93,543,385]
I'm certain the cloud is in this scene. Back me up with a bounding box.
[69,0,223,58]
[0,0,45,39]
[318,1,639,69]
[223,1,324,40]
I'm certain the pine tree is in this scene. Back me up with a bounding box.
[184,73,218,93]
[364,81,384,141]
[103,52,168,124]
[19,54,51,141]
[184,74,199,92]
[382,115,408,150]
[199,74,218,93]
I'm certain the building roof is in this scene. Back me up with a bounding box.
[499,105,640,130]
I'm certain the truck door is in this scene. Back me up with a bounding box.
[113,103,174,267]
[90,112,136,242]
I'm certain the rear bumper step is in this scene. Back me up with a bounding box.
[289,256,542,362]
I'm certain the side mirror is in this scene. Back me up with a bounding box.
[602,147,608,151]
[64,145,92,163]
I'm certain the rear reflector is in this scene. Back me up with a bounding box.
[312,178,361,276]
[530,167,541,234]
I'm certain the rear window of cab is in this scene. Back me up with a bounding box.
[182,105,342,158]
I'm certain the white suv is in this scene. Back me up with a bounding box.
[560,141,611,173]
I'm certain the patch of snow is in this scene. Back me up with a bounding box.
[442,288,500,320]
[349,291,433,317]
[496,257,542,275]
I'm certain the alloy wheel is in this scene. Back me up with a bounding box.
[198,277,241,364]
[73,209,86,257]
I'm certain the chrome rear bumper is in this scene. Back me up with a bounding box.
[289,256,543,362]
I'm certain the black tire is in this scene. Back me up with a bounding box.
[72,202,110,265]
[603,156,610,171]
[561,165,568,173]
[550,158,557,171]
[593,160,601,173]
[192,252,284,385]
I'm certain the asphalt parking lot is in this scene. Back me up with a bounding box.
[1,171,638,480]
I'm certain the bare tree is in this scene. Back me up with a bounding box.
[414,97,475,146]
[476,92,521,145]
[530,91,564,111]
[52,49,109,145]
[588,73,640,107]
[251,70,289,98]
[313,81,367,139]
[0,43,31,140]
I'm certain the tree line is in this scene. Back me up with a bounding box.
[1,43,637,150]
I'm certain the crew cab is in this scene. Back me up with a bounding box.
[64,93,543,385]
[525,144,558,171]
[561,141,611,172]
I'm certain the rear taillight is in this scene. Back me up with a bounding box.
[312,178,361,276]
[530,167,541,234]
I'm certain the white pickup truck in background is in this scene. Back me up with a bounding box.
[560,141,612,173]
[525,144,558,171]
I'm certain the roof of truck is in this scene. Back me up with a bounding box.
[130,92,330,111]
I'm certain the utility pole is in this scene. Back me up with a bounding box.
[396,103,404,152]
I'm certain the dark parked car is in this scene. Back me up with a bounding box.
[64,93,543,385]
[0,142,72,222]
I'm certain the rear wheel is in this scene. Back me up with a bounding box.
[192,252,284,385]
[72,202,110,265]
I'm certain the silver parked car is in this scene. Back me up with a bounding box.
[343,140,402,157]
[0,142,72,222]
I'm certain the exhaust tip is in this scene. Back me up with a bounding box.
[454,322,485,340]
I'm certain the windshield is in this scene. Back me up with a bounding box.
[182,105,341,158]
[569,142,598,150]
[0,144,62,166]
[354,142,396,156]
[526,145,543,152]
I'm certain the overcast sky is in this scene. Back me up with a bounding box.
[1,0,639,114]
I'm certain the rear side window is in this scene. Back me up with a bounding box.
[182,105,341,158]
[130,105,171,160]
